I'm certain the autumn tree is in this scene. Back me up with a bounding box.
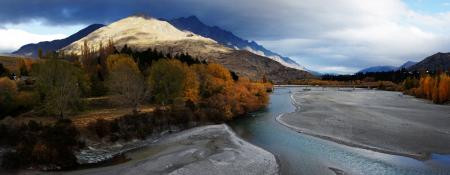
[148,59,198,105]
[193,64,235,120]
[18,59,33,76]
[438,73,450,103]
[182,65,200,105]
[410,73,450,104]
[403,77,418,90]
[32,59,86,118]
[193,63,233,98]
[106,54,146,114]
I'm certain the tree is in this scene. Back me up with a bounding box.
[106,54,145,114]
[32,59,85,118]
[148,59,187,105]
[182,66,200,104]
[0,77,17,117]
[438,73,450,103]
[194,63,233,98]
[0,63,9,77]
[38,48,43,59]
[18,59,33,76]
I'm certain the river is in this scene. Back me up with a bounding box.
[228,87,450,175]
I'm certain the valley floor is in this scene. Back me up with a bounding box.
[278,87,450,160]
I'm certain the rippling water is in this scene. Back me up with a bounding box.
[228,87,450,175]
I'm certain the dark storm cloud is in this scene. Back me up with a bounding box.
[2,0,450,73]
[0,0,148,24]
[0,0,317,39]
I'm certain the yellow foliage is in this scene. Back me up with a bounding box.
[107,54,140,74]
[183,65,200,104]
[438,74,450,103]
[412,73,450,104]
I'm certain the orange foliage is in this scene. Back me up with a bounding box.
[192,64,269,121]
[182,65,200,104]
[410,73,450,104]
[438,74,450,103]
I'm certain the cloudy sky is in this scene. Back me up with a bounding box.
[1,0,450,74]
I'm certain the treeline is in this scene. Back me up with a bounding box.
[104,55,269,121]
[322,69,421,83]
[320,69,450,104]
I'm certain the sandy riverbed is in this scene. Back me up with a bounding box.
[17,124,278,175]
[278,88,450,159]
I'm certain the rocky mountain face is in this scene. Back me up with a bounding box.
[168,16,308,71]
[408,52,450,72]
[61,16,312,83]
[12,24,105,57]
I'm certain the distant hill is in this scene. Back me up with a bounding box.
[398,61,417,69]
[168,16,308,71]
[61,16,312,83]
[357,60,418,74]
[408,52,450,72]
[358,66,397,73]
[12,24,105,57]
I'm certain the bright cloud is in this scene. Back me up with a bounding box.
[0,28,66,53]
[256,0,450,73]
[0,20,83,53]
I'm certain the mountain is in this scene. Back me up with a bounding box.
[168,16,308,71]
[357,61,417,73]
[62,16,312,83]
[358,66,397,73]
[408,52,450,72]
[398,61,417,69]
[12,24,105,57]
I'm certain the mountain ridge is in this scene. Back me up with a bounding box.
[167,16,308,71]
[61,16,313,83]
[358,66,397,73]
[408,52,450,72]
[12,24,105,57]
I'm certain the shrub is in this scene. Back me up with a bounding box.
[87,119,111,139]
[1,152,22,169]
[1,120,83,170]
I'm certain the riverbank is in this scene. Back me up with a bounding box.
[14,124,278,175]
[277,88,450,160]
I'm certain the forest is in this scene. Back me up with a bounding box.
[0,41,271,170]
